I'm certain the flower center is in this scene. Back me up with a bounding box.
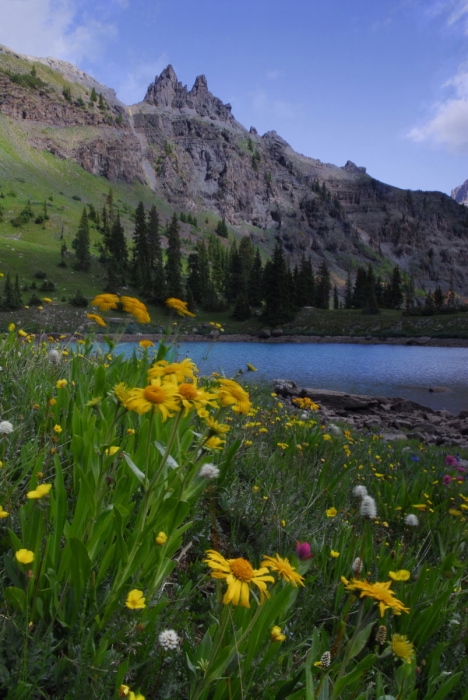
[178,383,198,400]
[230,557,254,581]
[143,385,166,403]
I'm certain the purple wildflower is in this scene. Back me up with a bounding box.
[443,475,452,486]
[295,541,313,561]
[445,455,459,467]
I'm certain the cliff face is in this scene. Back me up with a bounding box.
[1,45,468,296]
[452,180,468,207]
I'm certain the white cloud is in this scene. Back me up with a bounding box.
[408,65,468,151]
[0,0,116,64]
[117,53,170,104]
[250,89,303,121]
[447,0,468,30]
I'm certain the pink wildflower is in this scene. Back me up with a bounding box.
[445,455,459,467]
[295,541,313,561]
[443,475,452,486]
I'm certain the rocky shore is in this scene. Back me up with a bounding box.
[272,380,468,449]
[95,333,468,348]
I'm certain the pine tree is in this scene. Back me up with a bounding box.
[72,208,91,272]
[2,273,16,310]
[131,202,151,292]
[147,205,166,303]
[197,241,211,303]
[165,213,183,298]
[352,267,367,308]
[315,261,331,310]
[345,271,353,309]
[262,242,294,324]
[433,284,444,309]
[248,248,263,307]
[363,264,379,314]
[187,253,202,303]
[90,87,97,103]
[390,265,404,309]
[216,217,228,238]
[232,291,251,320]
[109,212,128,282]
[333,285,339,309]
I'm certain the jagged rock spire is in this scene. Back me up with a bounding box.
[144,66,234,123]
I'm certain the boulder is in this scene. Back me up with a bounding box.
[258,329,271,339]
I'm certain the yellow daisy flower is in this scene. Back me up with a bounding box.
[177,381,219,417]
[147,358,197,383]
[205,416,230,436]
[391,634,415,664]
[87,312,107,327]
[326,507,337,518]
[204,549,274,608]
[0,505,9,518]
[119,377,181,421]
[215,379,252,415]
[205,436,225,451]
[165,297,195,317]
[139,339,154,349]
[345,579,410,617]
[121,296,151,324]
[91,293,119,312]
[261,554,305,587]
[155,531,167,545]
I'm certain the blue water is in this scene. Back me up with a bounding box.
[115,342,468,414]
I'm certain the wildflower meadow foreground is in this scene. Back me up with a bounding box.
[0,297,467,699]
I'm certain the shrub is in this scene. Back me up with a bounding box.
[68,290,88,307]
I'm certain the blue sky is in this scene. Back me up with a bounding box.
[1,0,467,195]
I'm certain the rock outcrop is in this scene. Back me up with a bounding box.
[272,381,468,448]
[452,179,468,207]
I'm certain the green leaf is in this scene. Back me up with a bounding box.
[154,440,179,469]
[123,452,148,487]
[345,621,375,662]
[332,654,377,698]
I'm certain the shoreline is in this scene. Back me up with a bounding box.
[88,333,468,348]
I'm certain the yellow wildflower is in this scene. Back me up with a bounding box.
[391,634,415,664]
[330,550,340,558]
[87,312,107,327]
[125,589,146,610]
[215,379,252,415]
[165,297,195,317]
[105,446,120,457]
[156,531,167,545]
[15,549,35,564]
[139,339,154,349]
[204,549,274,608]
[27,483,52,499]
[91,293,119,312]
[345,579,410,617]
[205,436,225,451]
[117,377,181,421]
[148,358,197,383]
[0,505,9,518]
[56,379,67,389]
[326,507,337,518]
[53,424,62,434]
[177,381,218,417]
[261,554,305,586]
[389,570,411,582]
[271,625,286,642]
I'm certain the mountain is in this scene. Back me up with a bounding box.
[452,180,468,207]
[1,43,468,298]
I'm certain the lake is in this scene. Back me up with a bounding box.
[114,341,468,414]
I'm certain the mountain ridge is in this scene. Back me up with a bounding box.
[1,44,468,299]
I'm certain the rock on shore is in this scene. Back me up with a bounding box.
[272,380,468,449]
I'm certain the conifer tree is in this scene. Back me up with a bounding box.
[14,274,22,308]
[363,264,379,314]
[131,202,151,292]
[248,248,263,307]
[72,208,91,272]
[262,242,294,324]
[1,273,20,310]
[390,265,404,309]
[345,271,353,309]
[197,241,210,302]
[333,285,339,309]
[232,291,251,320]
[352,267,368,308]
[109,212,128,283]
[216,217,228,238]
[315,261,331,310]
[433,284,444,309]
[165,213,183,298]
[147,206,166,303]
[187,253,202,304]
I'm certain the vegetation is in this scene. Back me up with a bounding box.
[0,302,467,698]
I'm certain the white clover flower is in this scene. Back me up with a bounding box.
[352,557,363,574]
[159,629,180,650]
[48,349,61,364]
[198,464,220,480]
[404,513,419,527]
[352,485,368,499]
[360,495,377,519]
[0,421,14,435]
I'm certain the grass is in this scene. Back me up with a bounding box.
[0,320,467,698]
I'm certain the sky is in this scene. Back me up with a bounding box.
[0,0,467,195]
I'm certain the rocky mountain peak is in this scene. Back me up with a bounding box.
[452,179,468,206]
[143,65,236,124]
